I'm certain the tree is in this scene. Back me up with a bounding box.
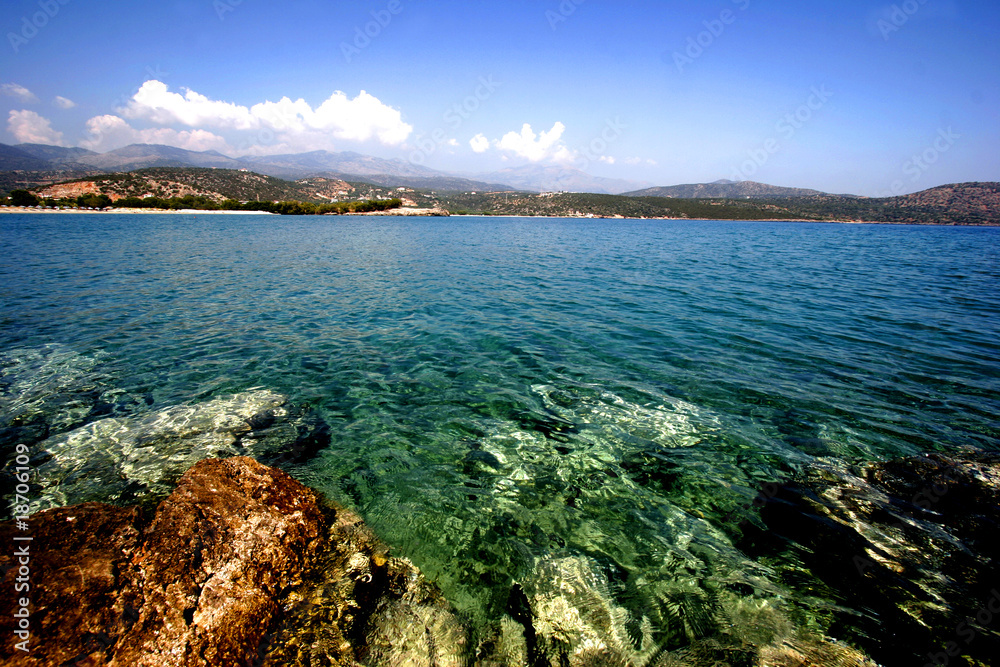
[77,194,112,209]
[10,190,39,207]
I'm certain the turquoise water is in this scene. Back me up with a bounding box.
[3,214,999,653]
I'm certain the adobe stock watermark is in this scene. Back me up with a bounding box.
[876,127,960,197]
[341,0,403,63]
[922,588,1000,667]
[572,117,627,172]
[719,480,781,529]
[214,0,245,21]
[7,0,71,54]
[409,76,501,166]
[10,443,35,653]
[547,0,587,30]
[877,0,931,41]
[551,117,627,184]
[853,458,965,576]
[730,85,833,182]
[671,0,751,74]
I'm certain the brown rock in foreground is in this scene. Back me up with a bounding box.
[0,456,464,666]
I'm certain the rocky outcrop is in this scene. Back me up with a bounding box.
[0,457,465,666]
[737,449,1000,667]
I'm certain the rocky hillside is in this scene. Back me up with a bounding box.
[33,168,366,204]
[889,181,1000,216]
[763,182,1000,225]
[439,183,1000,224]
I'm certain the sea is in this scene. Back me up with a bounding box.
[2,213,999,661]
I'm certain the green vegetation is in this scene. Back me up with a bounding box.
[435,192,824,220]
[9,189,39,206]
[78,194,113,209]
[106,195,402,215]
[435,184,1000,225]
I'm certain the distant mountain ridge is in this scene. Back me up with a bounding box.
[0,143,652,194]
[476,164,651,195]
[0,143,511,193]
[624,180,833,198]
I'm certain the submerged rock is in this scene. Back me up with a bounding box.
[0,456,466,666]
[0,344,147,455]
[518,554,661,666]
[482,553,876,667]
[17,389,330,513]
[737,448,1000,667]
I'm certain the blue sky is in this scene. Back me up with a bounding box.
[1,0,997,195]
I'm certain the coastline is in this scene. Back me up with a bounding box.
[0,206,276,215]
[2,207,995,225]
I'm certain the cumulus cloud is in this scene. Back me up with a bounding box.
[121,80,412,147]
[469,133,490,153]
[496,122,574,163]
[8,110,64,145]
[1,83,39,104]
[123,80,256,129]
[80,114,230,153]
[53,96,77,109]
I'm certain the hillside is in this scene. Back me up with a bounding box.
[437,183,1000,224]
[760,183,1000,225]
[437,192,824,220]
[0,144,58,171]
[625,180,830,198]
[31,168,399,204]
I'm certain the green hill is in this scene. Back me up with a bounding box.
[30,167,374,204]
[437,183,1000,225]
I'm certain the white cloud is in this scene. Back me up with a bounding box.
[123,80,256,129]
[80,114,230,153]
[469,133,490,153]
[496,122,573,163]
[53,96,76,109]
[1,83,39,104]
[599,156,615,164]
[121,80,412,148]
[8,110,64,145]
[446,138,459,147]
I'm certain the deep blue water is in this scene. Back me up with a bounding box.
[2,213,999,645]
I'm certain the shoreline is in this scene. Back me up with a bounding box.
[0,206,276,215]
[2,207,996,226]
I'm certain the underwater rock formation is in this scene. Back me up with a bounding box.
[0,344,145,458]
[737,448,1000,667]
[0,456,465,667]
[16,389,330,513]
[481,552,876,667]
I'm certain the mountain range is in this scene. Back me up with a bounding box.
[3,143,644,194]
[1,143,827,197]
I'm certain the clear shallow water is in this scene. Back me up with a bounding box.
[2,214,999,651]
